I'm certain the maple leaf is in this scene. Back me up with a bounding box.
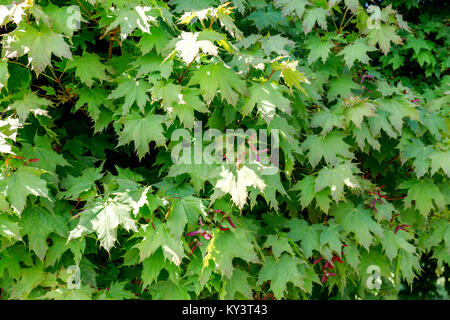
[241,82,291,123]
[167,196,205,240]
[257,254,305,299]
[301,131,354,168]
[315,161,360,202]
[273,0,310,19]
[380,230,416,261]
[399,179,446,217]
[117,112,167,160]
[331,202,383,250]
[21,134,69,173]
[66,52,108,87]
[285,218,320,258]
[138,26,171,55]
[302,7,329,34]
[310,108,345,135]
[42,3,83,36]
[338,38,377,69]
[304,35,334,64]
[130,53,173,79]
[0,60,9,91]
[220,269,253,299]
[107,77,151,115]
[261,34,295,56]
[327,74,359,101]
[20,206,69,259]
[263,235,294,258]
[75,87,111,124]
[430,150,450,177]
[175,31,218,65]
[367,24,403,55]
[169,0,218,13]
[9,92,53,122]
[104,6,157,38]
[188,62,246,106]
[60,166,104,200]
[203,227,259,278]
[341,97,377,128]
[68,198,137,252]
[3,25,72,74]
[0,213,21,241]
[379,96,420,133]
[211,164,266,209]
[6,166,49,214]
[135,220,185,266]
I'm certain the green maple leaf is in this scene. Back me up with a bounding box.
[220,269,254,299]
[291,175,315,209]
[247,5,284,30]
[42,3,83,36]
[0,213,21,241]
[107,77,151,114]
[338,38,377,69]
[151,281,190,299]
[315,161,360,202]
[138,26,171,55]
[175,32,218,65]
[304,35,334,64]
[327,74,359,101]
[135,220,185,266]
[301,131,354,168]
[285,218,320,258]
[141,249,166,289]
[257,254,305,299]
[399,250,421,284]
[21,134,69,173]
[6,166,49,214]
[104,6,157,38]
[117,112,166,160]
[302,7,329,34]
[380,230,416,261]
[210,164,266,209]
[167,196,205,240]
[342,98,376,128]
[353,122,381,151]
[60,166,104,200]
[367,24,403,55]
[430,150,450,177]
[273,0,310,19]
[66,52,108,87]
[75,87,111,124]
[20,206,68,260]
[320,222,342,259]
[68,198,137,252]
[9,92,53,122]
[241,82,291,123]
[331,202,383,250]
[261,35,295,56]
[4,25,72,74]
[263,235,294,258]
[310,108,345,135]
[130,53,173,79]
[399,179,446,217]
[399,138,433,178]
[379,96,420,133]
[188,62,246,106]
[9,264,46,300]
[204,227,259,278]
[0,60,9,90]
[169,0,218,12]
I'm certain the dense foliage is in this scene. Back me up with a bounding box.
[0,0,448,300]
